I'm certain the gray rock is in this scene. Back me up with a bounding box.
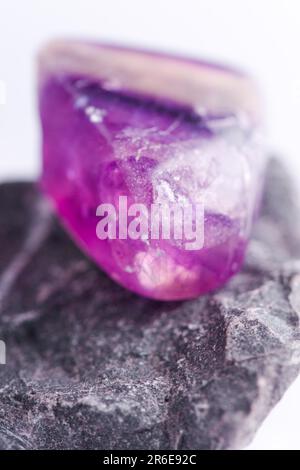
[0,159,300,450]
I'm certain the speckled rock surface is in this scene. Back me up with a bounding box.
[0,159,300,450]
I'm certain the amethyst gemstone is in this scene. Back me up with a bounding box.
[39,40,265,300]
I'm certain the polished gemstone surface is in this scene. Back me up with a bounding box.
[39,41,265,300]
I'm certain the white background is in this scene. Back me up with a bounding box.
[0,0,300,449]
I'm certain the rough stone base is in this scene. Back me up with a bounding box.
[0,159,300,449]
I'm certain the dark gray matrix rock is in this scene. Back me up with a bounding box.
[0,159,300,450]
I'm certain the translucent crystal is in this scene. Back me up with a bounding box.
[39,40,265,300]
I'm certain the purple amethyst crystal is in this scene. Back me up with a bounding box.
[38,40,265,300]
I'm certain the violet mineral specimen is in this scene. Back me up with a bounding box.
[38,40,265,300]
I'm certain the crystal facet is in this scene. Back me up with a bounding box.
[39,40,265,300]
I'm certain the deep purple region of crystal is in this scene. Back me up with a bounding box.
[39,41,265,300]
